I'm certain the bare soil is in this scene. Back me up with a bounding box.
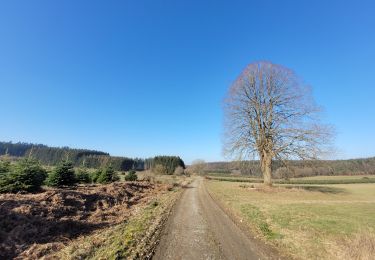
[0,182,167,259]
[153,178,278,260]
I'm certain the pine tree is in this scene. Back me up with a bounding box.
[97,166,119,184]
[0,159,47,193]
[125,170,138,181]
[47,161,77,187]
[75,168,91,184]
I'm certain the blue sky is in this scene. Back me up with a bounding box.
[0,1,374,163]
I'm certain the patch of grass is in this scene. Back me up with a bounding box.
[240,204,281,239]
[296,175,375,180]
[206,181,375,259]
[284,185,347,194]
[279,178,375,185]
[208,176,263,183]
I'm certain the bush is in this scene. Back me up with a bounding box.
[46,161,77,187]
[0,160,11,173]
[0,159,47,193]
[91,170,101,183]
[152,164,167,175]
[75,168,91,184]
[125,170,138,181]
[141,171,155,183]
[96,166,119,184]
[174,166,185,175]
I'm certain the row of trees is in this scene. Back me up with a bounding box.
[0,142,184,173]
[0,142,143,171]
[0,159,138,193]
[149,156,186,175]
[201,158,375,178]
[0,142,108,158]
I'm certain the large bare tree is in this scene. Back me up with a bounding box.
[223,61,332,186]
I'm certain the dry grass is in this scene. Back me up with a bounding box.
[137,171,192,187]
[51,188,181,260]
[328,231,375,260]
[206,180,375,259]
[0,182,171,259]
[293,175,375,180]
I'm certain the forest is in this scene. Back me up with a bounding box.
[0,142,153,171]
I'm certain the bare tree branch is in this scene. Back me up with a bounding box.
[223,61,334,185]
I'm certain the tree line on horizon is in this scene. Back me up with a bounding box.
[0,142,144,171]
[0,142,186,175]
[0,144,186,193]
[201,158,375,178]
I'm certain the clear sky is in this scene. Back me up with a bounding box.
[0,1,374,163]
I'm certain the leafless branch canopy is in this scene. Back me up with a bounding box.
[223,61,333,166]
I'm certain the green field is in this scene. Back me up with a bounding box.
[206,179,375,259]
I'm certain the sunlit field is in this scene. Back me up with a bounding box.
[206,179,375,259]
[207,174,375,185]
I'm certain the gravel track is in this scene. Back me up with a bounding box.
[153,178,272,260]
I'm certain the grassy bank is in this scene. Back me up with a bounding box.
[51,186,182,259]
[206,180,375,259]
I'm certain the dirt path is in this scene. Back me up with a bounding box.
[153,178,271,260]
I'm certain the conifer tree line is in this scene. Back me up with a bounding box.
[0,158,123,193]
[145,156,185,174]
[0,142,186,174]
[0,142,143,171]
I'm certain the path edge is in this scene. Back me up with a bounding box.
[203,179,288,260]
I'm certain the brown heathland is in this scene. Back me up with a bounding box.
[0,182,168,259]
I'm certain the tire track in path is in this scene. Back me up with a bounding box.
[153,178,266,260]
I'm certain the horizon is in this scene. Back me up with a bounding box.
[1,1,375,163]
[1,140,374,165]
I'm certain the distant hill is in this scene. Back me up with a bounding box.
[0,141,143,171]
[203,157,375,178]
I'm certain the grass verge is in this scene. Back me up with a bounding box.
[51,187,182,259]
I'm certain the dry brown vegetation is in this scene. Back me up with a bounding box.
[0,182,169,259]
[331,232,375,260]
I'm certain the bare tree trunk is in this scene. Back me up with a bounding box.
[261,153,272,186]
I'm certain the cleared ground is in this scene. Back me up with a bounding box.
[0,181,179,259]
[153,178,278,260]
[206,179,375,259]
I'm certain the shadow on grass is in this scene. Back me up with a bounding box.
[285,185,347,194]
[181,185,195,189]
